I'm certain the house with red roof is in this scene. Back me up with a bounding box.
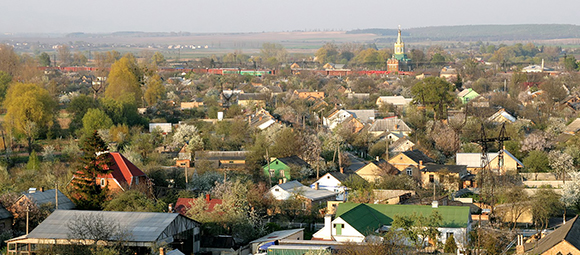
[175,194,223,216]
[71,152,150,193]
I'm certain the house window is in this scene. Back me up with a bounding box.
[274,188,279,192]
[100,179,106,187]
[334,224,344,235]
[327,176,331,179]
[406,168,413,176]
[229,161,234,164]
[134,177,139,185]
[446,232,454,239]
[429,174,435,183]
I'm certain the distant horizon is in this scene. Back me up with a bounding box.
[3,23,580,37]
[2,0,580,34]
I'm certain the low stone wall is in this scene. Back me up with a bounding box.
[523,180,565,189]
[520,173,558,181]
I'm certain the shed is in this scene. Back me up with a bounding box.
[6,210,201,255]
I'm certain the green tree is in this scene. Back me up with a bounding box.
[444,233,458,253]
[67,94,100,133]
[523,150,550,172]
[531,189,563,230]
[0,71,12,103]
[38,52,51,67]
[70,131,112,210]
[82,108,114,135]
[411,77,455,120]
[391,210,442,249]
[105,56,143,105]
[430,53,446,65]
[103,190,159,212]
[26,151,41,170]
[151,52,166,66]
[563,55,578,71]
[4,83,56,153]
[144,74,165,106]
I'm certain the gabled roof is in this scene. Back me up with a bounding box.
[400,150,435,164]
[104,152,147,186]
[336,203,471,236]
[345,110,376,123]
[458,88,479,98]
[377,96,412,106]
[250,228,304,244]
[276,155,309,168]
[174,197,223,216]
[18,210,199,243]
[389,137,414,150]
[369,118,411,133]
[529,215,580,254]
[21,189,75,210]
[274,181,336,201]
[488,108,516,123]
[564,118,580,134]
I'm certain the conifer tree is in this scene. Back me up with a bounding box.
[71,131,113,210]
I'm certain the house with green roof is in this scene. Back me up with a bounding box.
[458,88,480,104]
[312,203,471,249]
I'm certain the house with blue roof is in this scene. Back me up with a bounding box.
[312,203,472,249]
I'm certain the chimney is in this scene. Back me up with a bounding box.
[324,214,332,239]
[206,194,210,202]
[340,167,344,174]
[315,183,319,190]
[168,203,174,213]
[279,179,283,184]
[39,187,44,192]
[419,160,423,169]
[283,178,287,183]
[432,200,439,208]
[503,145,506,151]
[159,247,166,255]
[541,59,545,71]
[376,156,379,161]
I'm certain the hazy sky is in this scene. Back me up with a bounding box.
[2,0,580,34]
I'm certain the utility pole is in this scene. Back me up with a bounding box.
[55,183,58,210]
[26,205,30,235]
[385,137,389,161]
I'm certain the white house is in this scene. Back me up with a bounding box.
[268,181,337,203]
[323,109,376,130]
[149,123,173,133]
[312,203,472,249]
[309,171,364,201]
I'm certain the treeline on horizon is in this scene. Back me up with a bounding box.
[347,24,580,41]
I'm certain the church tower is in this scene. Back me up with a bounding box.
[388,25,411,72]
[394,25,405,56]
[393,25,408,61]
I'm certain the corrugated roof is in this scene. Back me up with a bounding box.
[25,210,198,242]
[23,189,75,210]
[345,110,376,123]
[369,118,411,133]
[250,228,304,244]
[194,151,248,161]
[336,203,471,235]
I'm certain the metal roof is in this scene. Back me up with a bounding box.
[274,181,337,201]
[23,189,75,210]
[250,228,304,244]
[24,210,199,243]
[0,204,12,219]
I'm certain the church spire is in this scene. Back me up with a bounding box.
[394,25,405,55]
[396,25,403,44]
